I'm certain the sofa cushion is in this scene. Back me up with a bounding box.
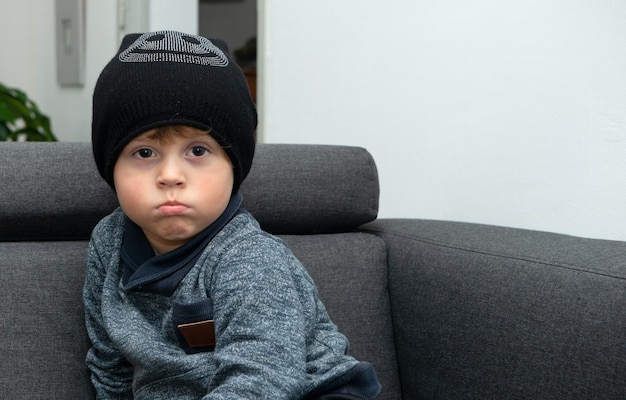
[280,232,402,400]
[0,241,95,400]
[242,144,379,234]
[0,143,379,240]
[0,142,118,241]
[364,219,626,400]
[0,232,401,400]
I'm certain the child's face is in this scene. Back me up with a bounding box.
[113,126,234,254]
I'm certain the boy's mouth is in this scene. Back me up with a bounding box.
[158,201,189,215]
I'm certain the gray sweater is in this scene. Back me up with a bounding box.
[83,208,378,399]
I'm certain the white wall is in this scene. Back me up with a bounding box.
[2,1,625,241]
[0,0,197,143]
[0,1,117,142]
[149,0,198,34]
[259,0,626,241]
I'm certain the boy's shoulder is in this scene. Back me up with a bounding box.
[90,207,126,245]
[212,210,301,273]
[217,209,286,251]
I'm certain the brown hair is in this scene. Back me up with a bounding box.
[145,125,211,144]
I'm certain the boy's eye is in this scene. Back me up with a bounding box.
[136,148,154,158]
[190,146,208,157]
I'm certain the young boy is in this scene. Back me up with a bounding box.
[84,30,381,399]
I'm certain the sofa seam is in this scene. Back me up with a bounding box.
[361,227,626,281]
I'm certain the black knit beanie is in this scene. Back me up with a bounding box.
[92,31,257,193]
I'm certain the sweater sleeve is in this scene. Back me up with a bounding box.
[205,235,314,399]
[83,218,134,400]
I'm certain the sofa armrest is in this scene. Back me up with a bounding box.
[362,219,626,400]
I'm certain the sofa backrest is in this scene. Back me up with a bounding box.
[0,142,401,399]
[0,142,380,241]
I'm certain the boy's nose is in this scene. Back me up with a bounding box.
[157,158,186,187]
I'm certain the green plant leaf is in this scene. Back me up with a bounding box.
[0,81,57,141]
[0,100,17,122]
[10,128,36,141]
[0,123,9,141]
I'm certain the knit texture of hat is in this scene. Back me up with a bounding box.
[92,31,257,193]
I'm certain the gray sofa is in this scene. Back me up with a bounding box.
[0,142,624,399]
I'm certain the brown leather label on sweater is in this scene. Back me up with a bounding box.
[177,320,216,348]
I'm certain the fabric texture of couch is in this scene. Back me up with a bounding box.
[0,142,624,399]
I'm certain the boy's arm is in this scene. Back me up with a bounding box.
[83,236,134,399]
[205,241,313,399]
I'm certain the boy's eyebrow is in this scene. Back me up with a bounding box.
[129,131,216,147]
[143,127,212,142]
[129,136,156,144]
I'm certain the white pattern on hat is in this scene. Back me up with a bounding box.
[118,30,229,67]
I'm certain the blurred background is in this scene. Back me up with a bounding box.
[1,0,625,241]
